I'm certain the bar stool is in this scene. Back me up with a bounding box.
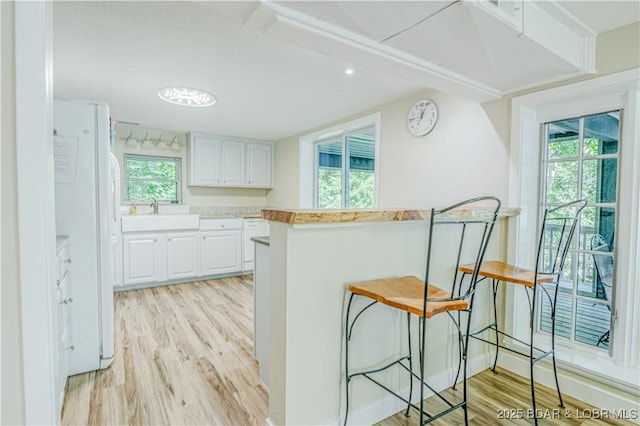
[457,199,587,425]
[344,196,501,425]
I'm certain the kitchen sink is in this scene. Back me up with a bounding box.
[121,214,200,232]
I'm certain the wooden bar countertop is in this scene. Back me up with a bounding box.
[261,206,520,225]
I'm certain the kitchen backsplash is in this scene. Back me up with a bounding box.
[190,206,262,218]
[120,205,262,218]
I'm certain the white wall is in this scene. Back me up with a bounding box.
[1,2,26,424]
[266,22,640,211]
[112,124,268,208]
[267,89,511,209]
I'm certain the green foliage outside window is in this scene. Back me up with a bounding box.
[124,155,181,202]
[317,169,375,209]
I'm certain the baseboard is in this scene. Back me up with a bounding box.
[498,352,640,425]
[333,352,493,426]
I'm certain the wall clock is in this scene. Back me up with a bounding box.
[407,99,438,136]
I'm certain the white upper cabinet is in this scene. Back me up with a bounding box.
[246,143,273,188]
[221,141,245,186]
[188,133,222,186]
[188,132,273,188]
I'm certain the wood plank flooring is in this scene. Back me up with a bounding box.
[63,276,633,426]
[377,367,635,426]
[62,276,268,425]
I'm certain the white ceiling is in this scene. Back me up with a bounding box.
[52,1,639,141]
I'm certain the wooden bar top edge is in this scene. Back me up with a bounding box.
[261,207,521,225]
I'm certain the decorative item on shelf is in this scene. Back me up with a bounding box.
[140,133,154,150]
[124,131,138,148]
[169,136,181,151]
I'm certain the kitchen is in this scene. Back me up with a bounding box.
[3,1,640,426]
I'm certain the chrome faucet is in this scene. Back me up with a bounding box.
[150,198,159,215]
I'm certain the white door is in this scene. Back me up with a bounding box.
[123,234,160,284]
[200,230,242,276]
[191,135,222,185]
[221,140,245,186]
[246,143,273,188]
[167,232,199,280]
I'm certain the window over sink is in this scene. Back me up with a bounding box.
[124,154,181,203]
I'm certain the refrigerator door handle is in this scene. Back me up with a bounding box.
[109,153,121,243]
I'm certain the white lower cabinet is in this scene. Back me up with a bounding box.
[120,219,245,288]
[200,230,242,276]
[123,233,165,285]
[167,232,199,280]
[123,232,199,284]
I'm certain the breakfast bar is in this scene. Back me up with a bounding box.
[260,206,519,425]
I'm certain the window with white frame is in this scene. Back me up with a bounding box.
[299,113,380,209]
[509,70,639,386]
[538,111,620,349]
[315,127,376,209]
[124,154,181,203]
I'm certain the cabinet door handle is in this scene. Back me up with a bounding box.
[56,279,61,287]
[168,238,172,242]
[65,345,75,351]
[61,297,73,305]
[154,238,157,242]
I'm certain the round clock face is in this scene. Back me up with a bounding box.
[407,99,438,136]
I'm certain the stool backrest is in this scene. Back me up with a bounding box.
[424,196,501,309]
[535,200,588,284]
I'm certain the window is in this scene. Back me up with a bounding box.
[315,127,376,209]
[124,154,181,203]
[299,113,380,209]
[538,111,620,349]
[509,70,639,395]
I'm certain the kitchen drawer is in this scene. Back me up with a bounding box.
[200,217,243,231]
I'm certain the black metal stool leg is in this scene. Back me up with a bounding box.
[550,285,564,407]
[491,279,500,372]
[419,316,426,426]
[529,287,539,426]
[405,312,413,417]
[344,293,355,426]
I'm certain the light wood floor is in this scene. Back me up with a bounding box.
[377,366,635,426]
[62,276,268,425]
[62,276,633,426]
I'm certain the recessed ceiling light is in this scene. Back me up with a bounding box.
[345,67,355,75]
[157,86,216,107]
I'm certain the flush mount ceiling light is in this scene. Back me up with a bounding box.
[157,86,216,107]
[344,67,355,75]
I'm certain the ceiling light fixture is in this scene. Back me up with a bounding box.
[344,67,355,75]
[157,86,216,107]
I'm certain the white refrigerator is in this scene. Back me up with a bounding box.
[53,100,117,375]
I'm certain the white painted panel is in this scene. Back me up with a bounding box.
[123,235,159,284]
[222,140,245,186]
[167,232,199,279]
[246,143,273,188]
[190,133,221,185]
[200,230,242,275]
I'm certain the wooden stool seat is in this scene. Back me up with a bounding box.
[348,275,468,318]
[458,260,554,288]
